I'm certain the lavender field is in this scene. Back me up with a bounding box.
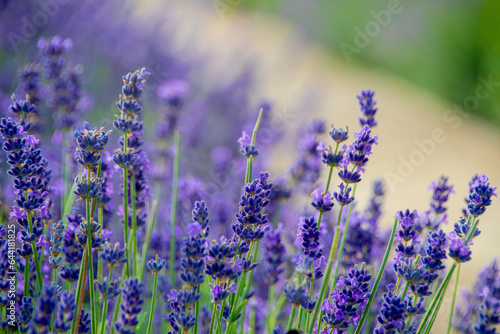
[0,1,499,334]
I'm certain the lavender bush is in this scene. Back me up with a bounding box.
[0,34,498,334]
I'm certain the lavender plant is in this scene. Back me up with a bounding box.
[0,35,498,334]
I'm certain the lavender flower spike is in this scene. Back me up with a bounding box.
[357,89,378,128]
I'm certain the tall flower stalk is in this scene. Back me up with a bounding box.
[72,127,110,334]
[2,52,498,334]
[0,97,52,296]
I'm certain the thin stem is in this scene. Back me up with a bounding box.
[209,304,217,334]
[72,249,89,334]
[400,282,410,301]
[249,305,256,334]
[354,218,398,334]
[239,240,260,322]
[216,303,223,334]
[417,216,477,334]
[139,200,158,283]
[317,165,336,230]
[86,169,97,334]
[23,258,29,297]
[424,283,448,334]
[110,264,127,334]
[446,264,461,334]
[266,285,275,333]
[394,277,401,294]
[244,109,264,185]
[130,175,138,277]
[297,307,304,330]
[194,284,201,334]
[286,305,297,331]
[99,266,114,334]
[122,131,131,279]
[169,131,180,285]
[25,209,44,294]
[97,206,104,283]
[146,258,159,334]
[330,184,357,290]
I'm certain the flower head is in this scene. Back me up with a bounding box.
[115,278,144,334]
[467,174,497,217]
[357,89,378,128]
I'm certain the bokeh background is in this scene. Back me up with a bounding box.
[1,0,499,332]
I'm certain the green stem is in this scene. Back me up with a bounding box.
[400,282,410,301]
[286,305,297,331]
[297,307,304,330]
[209,304,217,334]
[446,264,461,334]
[239,240,260,319]
[139,200,158,283]
[244,108,264,184]
[354,218,398,334]
[97,206,104,283]
[23,258,29,297]
[249,305,256,334]
[72,249,89,334]
[424,285,448,334]
[99,266,114,334]
[417,216,477,334]
[170,131,180,285]
[194,284,201,334]
[86,170,97,334]
[130,175,138,277]
[110,264,128,334]
[317,163,337,230]
[122,166,130,279]
[26,211,43,293]
[330,184,357,290]
[146,258,159,334]
[266,285,275,333]
[394,277,401,294]
[216,303,223,334]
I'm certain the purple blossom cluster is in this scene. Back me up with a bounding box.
[0,30,498,334]
[320,264,372,333]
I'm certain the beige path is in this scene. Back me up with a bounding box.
[131,1,500,331]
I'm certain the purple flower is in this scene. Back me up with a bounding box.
[329,125,349,143]
[311,188,334,212]
[147,256,167,273]
[448,232,472,263]
[322,264,372,331]
[467,174,497,217]
[233,172,273,243]
[115,278,144,334]
[357,90,378,128]
[167,289,179,302]
[416,175,455,232]
[474,298,500,334]
[180,203,210,288]
[53,291,76,332]
[333,183,355,206]
[237,131,259,158]
[32,283,58,333]
[298,217,323,261]
[262,224,286,285]
[37,35,73,55]
[374,292,406,333]
[157,79,189,108]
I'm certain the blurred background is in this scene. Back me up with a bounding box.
[1,0,499,332]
